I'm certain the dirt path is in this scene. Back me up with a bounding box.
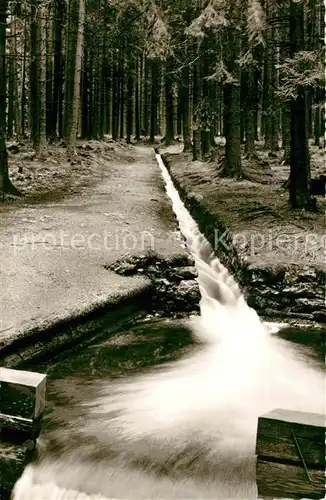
[0,145,185,350]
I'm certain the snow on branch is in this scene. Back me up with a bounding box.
[145,1,171,59]
[207,59,239,84]
[246,0,265,46]
[277,50,324,100]
[185,0,228,39]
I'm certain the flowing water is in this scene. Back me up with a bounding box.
[13,154,325,499]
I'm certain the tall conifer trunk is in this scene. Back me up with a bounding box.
[150,59,158,143]
[21,16,28,137]
[222,27,242,177]
[0,0,19,194]
[289,0,311,209]
[64,0,77,139]
[264,0,279,151]
[67,0,85,156]
[181,65,191,152]
[134,57,140,140]
[112,54,120,140]
[279,0,291,163]
[30,0,40,149]
[164,59,174,144]
[46,7,54,138]
[39,3,47,153]
[119,49,124,139]
[244,64,256,158]
[126,59,133,144]
[142,56,149,136]
[192,60,202,160]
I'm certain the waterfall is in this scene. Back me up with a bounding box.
[12,154,324,500]
[155,153,271,342]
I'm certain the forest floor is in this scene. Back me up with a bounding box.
[0,140,186,353]
[160,139,325,271]
[4,137,138,203]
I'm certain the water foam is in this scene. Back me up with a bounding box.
[12,153,325,500]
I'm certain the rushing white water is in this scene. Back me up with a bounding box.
[13,154,325,500]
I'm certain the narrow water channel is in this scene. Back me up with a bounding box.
[13,155,325,499]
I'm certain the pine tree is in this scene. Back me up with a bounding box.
[150,59,158,143]
[181,64,191,152]
[67,0,85,157]
[134,57,140,140]
[222,24,242,177]
[0,0,19,195]
[244,0,266,158]
[52,0,65,139]
[30,0,41,149]
[264,0,279,152]
[164,59,175,144]
[288,0,312,209]
[39,2,47,153]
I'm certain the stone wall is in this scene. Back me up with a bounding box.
[107,252,201,316]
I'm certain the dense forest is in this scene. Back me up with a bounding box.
[0,0,324,208]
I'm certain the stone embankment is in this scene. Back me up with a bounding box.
[161,152,325,326]
[107,252,200,316]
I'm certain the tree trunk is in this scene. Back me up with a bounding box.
[58,57,64,138]
[105,66,111,135]
[64,0,78,139]
[244,64,256,158]
[192,60,202,161]
[313,2,322,147]
[156,63,163,136]
[39,3,47,153]
[222,29,242,177]
[314,102,321,147]
[201,129,210,157]
[164,59,174,145]
[279,0,291,164]
[289,0,311,209]
[282,106,291,164]
[126,61,133,144]
[307,91,313,138]
[30,0,40,149]
[290,90,311,208]
[13,18,20,136]
[87,53,94,139]
[177,87,182,136]
[119,51,124,139]
[223,83,242,176]
[264,0,279,152]
[181,64,191,152]
[21,16,27,137]
[52,0,64,138]
[200,50,212,158]
[0,0,19,195]
[0,0,8,191]
[46,6,54,138]
[99,5,106,139]
[240,73,246,145]
[67,0,85,156]
[134,57,140,140]
[112,54,120,140]
[149,59,158,143]
[81,47,89,138]
[142,56,149,136]
[7,13,15,138]
[94,25,101,139]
